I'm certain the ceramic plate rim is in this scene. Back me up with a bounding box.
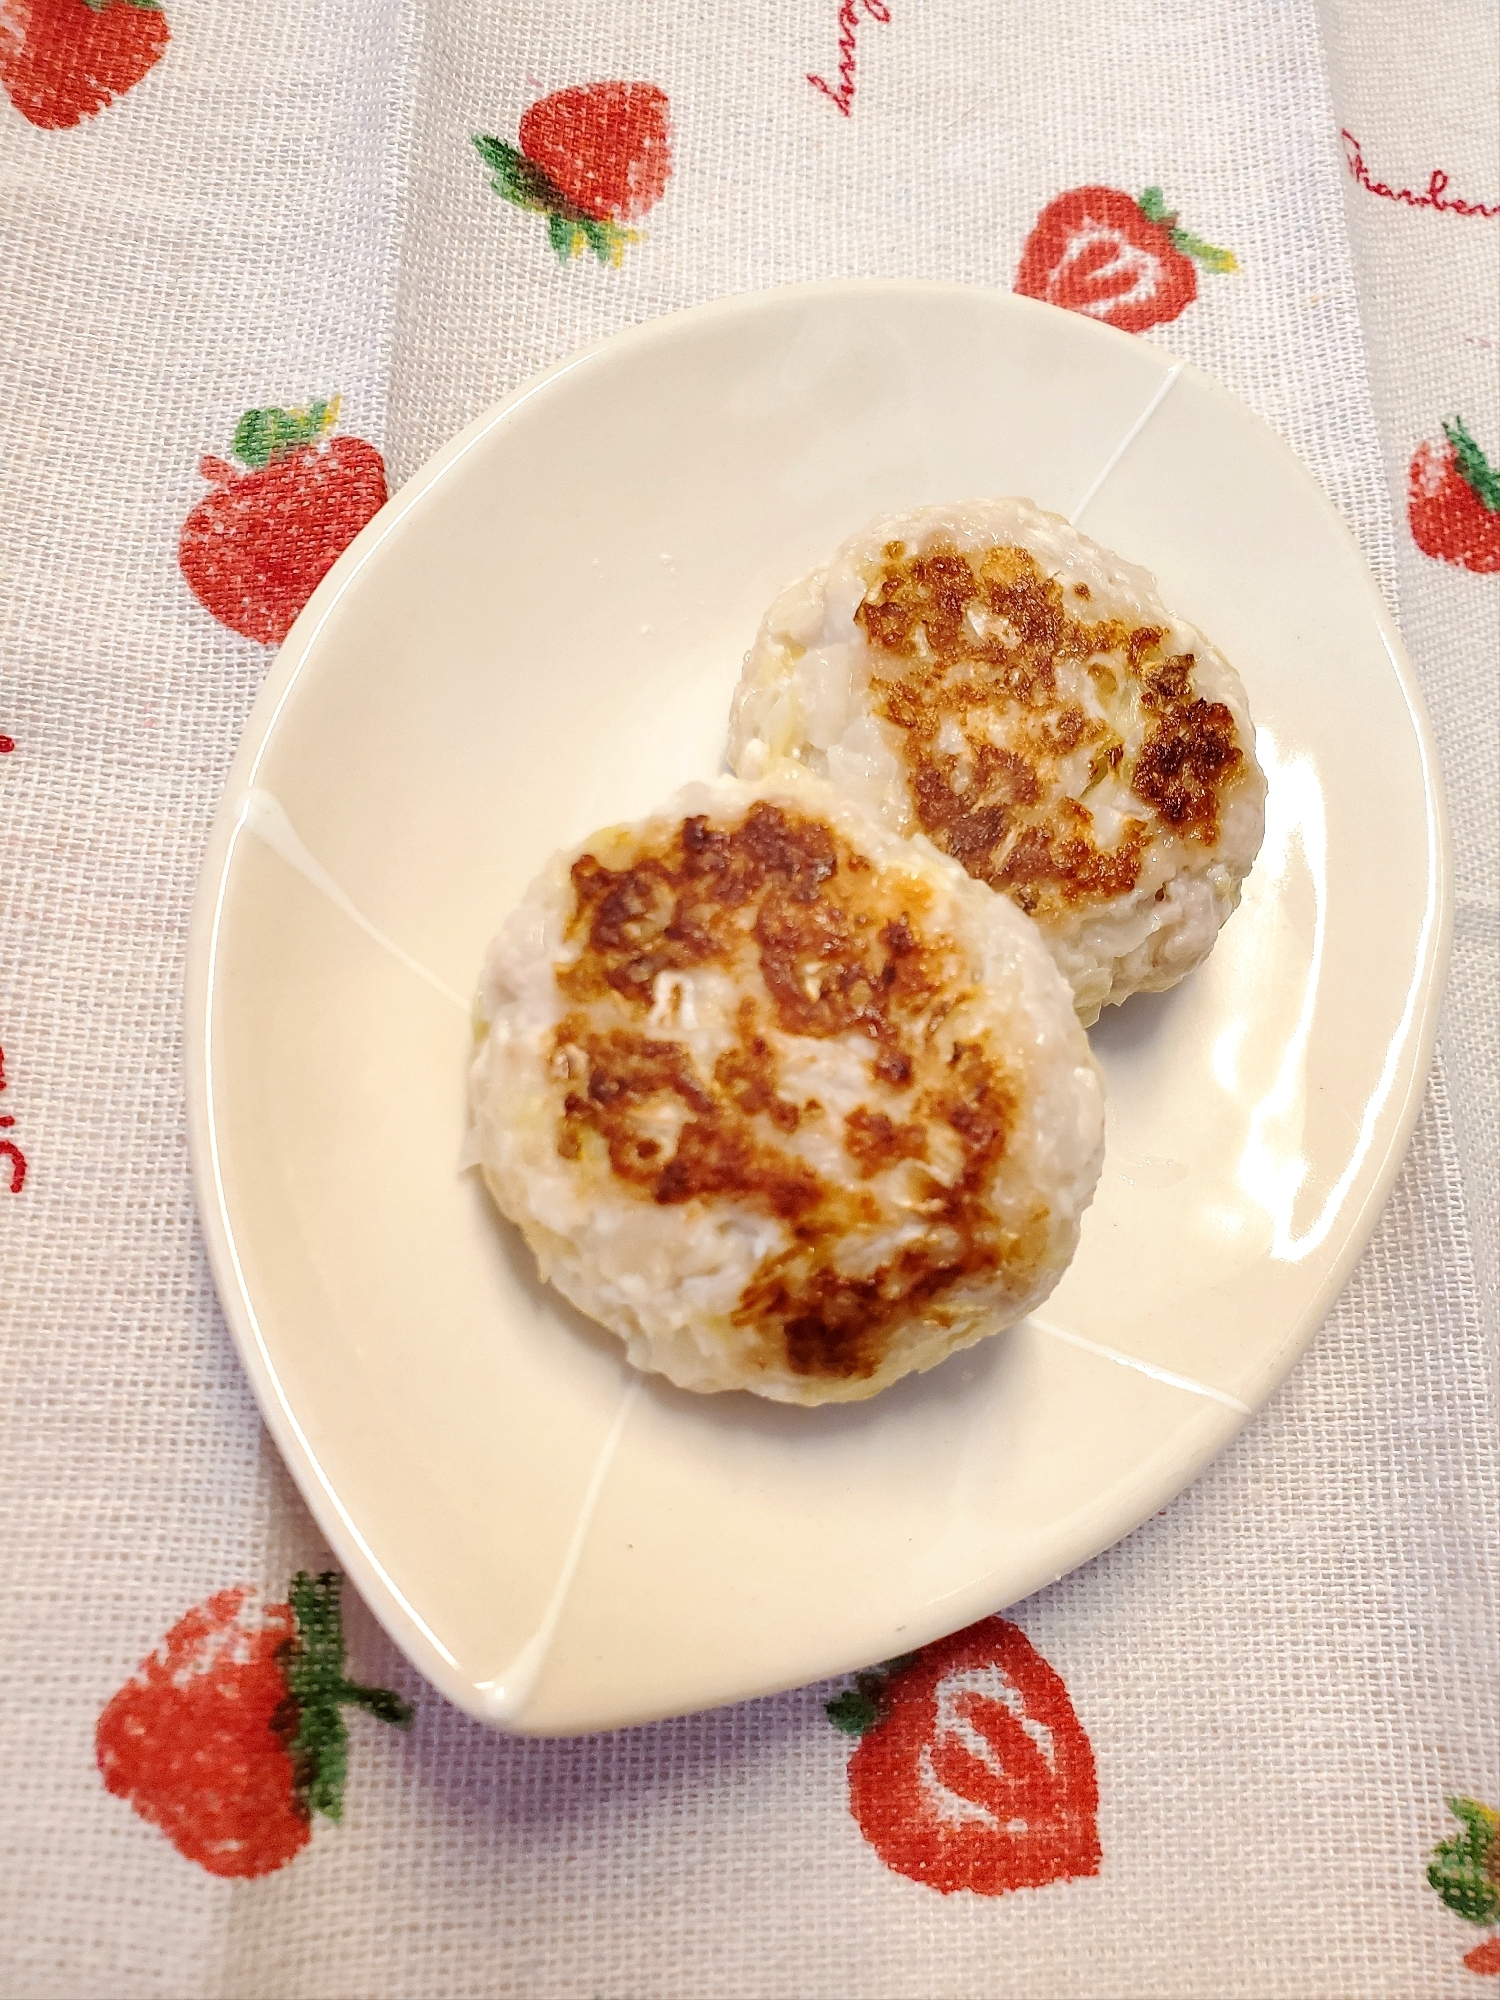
[183,279,1452,1731]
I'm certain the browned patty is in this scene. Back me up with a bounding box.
[548,800,1043,1383]
[855,540,1245,924]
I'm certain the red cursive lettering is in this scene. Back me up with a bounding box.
[1341,130,1499,219]
[0,1044,25,1193]
[1,751,30,1189]
[808,0,890,118]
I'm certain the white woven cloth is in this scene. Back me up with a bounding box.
[1,1,1495,1995]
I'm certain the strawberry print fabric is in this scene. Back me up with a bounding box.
[0,0,169,131]
[1013,185,1237,332]
[474,81,673,266]
[95,1574,410,1879]
[95,1587,306,1879]
[0,0,1495,1996]
[1408,419,1500,574]
[178,400,389,644]
[836,1620,1101,1896]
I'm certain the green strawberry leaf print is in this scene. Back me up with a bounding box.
[823,1655,921,1736]
[232,399,339,471]
[1444,417,1500,513]
[473,135,571,214]
[1429,1797,1500,1926]
[280,1571,415,1824]
[1138,185,1239,273]
[826,1673,889,1736]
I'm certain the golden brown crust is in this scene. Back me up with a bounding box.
[852,541,1246,923]
[844,1104,928,1177]
[548,802,1039,1382]
[1130,653,1244,834]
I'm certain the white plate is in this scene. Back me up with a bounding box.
[185,282,1449,1735]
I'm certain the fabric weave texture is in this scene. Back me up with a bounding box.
[0,1,1495,1995]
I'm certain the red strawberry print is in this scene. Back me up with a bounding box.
[1015,185,1237,334]
[1427,1797,1500,1977]
[178,397,388,646]
[829,1616,1100,1896]
[520,83,671,223]
[474,81,671,267]
[0,0,168,131]
[1408,417,1500,574]
[96,1572,412,1879]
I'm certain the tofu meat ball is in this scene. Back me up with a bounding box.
[469,775,1104,1404]
[729,500,1267,1024]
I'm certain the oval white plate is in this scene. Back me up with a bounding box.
[185,282,1449,1735]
